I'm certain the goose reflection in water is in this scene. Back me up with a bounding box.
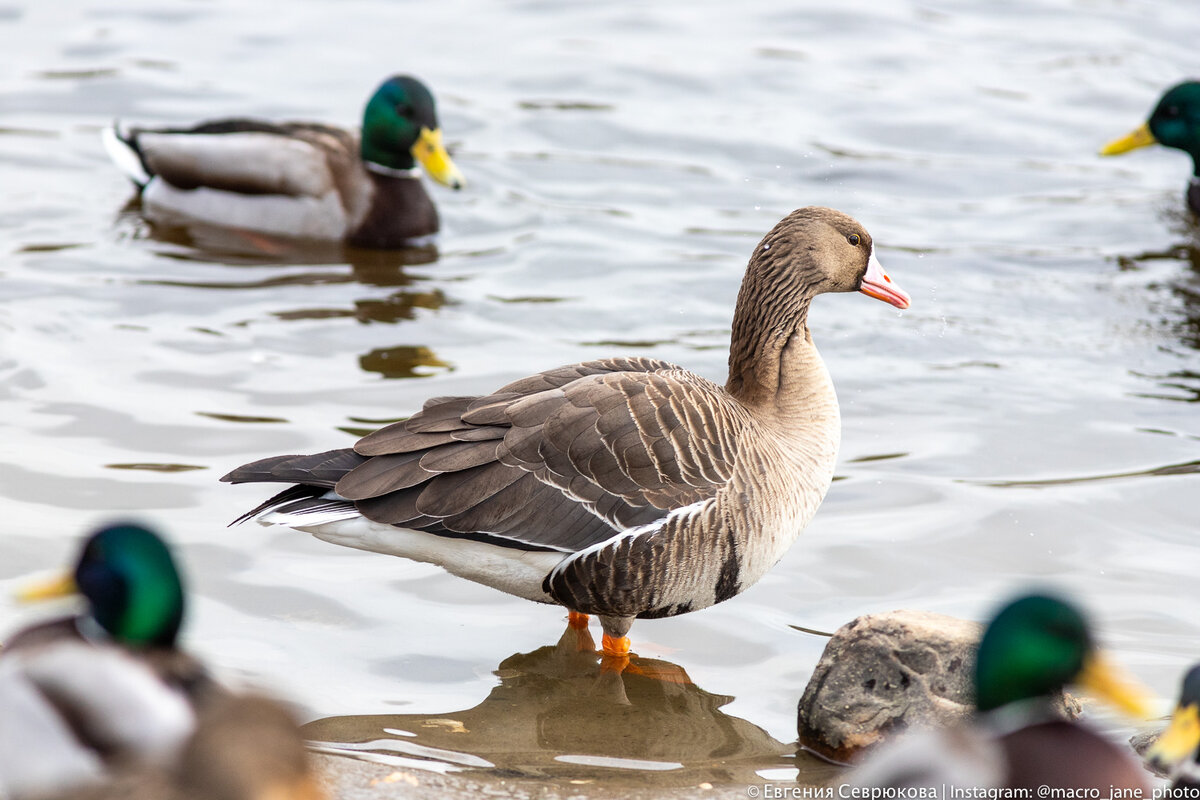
[302,626,837,788]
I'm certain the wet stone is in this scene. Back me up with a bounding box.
[796,609,1079,764]
[1129,730,1168,778]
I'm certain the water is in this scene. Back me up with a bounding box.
[1,0,1198,788]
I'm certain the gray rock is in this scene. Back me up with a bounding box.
[1130,730,1167,777]
[796,609,1081,763]
[796,610,980,763]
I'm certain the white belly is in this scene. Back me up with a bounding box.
[296,517,569,604]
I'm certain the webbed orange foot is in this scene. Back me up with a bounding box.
[601,633,631,657]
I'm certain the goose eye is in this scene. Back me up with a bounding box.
[847,234,861,246]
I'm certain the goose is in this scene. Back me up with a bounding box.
[1100,81,1200,215]
[850,593,1154,790]
[222,207,911,659]
[1146,663,1200,790]
[102,75,465,247]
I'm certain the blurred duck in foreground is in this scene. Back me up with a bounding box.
[103,74,464,248]
[0,522,321,800]
[1146,664,1200,791]
[222,207,911,665]
[1101,81,1200,215]
[61,694,326,800]
[4,522,213,693]
[851,592,1155,790]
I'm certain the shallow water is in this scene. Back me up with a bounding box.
[2,0,1199,788]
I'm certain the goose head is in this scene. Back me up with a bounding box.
[743,206,910,312]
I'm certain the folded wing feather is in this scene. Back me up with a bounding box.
[225,357,751,555]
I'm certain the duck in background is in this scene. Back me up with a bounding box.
[851,592,1155,790]
[103,75,465,248]
[1101,81,1200,215]
[0,522,320,800]
[1146,664,1200,791]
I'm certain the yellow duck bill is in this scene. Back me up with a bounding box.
[15,571,78,602]
[1076,650,1157,720]
[1100,122,1158,156]
[412,127,465,189]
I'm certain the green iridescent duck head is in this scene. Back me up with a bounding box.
[1101,82,1200,214]
[1101,82,1200,172]
[21,522,185,648]
[973,593,1151,718]
[1148,664,1200,775]
[361,75,465,189]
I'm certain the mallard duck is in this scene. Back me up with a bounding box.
[223,206,911,660]
[103,75,465,247]
[1146,664,1200,790]
[0,522,217,799]
[850,592,1154,790]
[1100,81,1200,215]
[6,521,210,686]
[0,642,197,799]
[13,692,325,800]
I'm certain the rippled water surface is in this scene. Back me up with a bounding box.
[2,0,1198,787]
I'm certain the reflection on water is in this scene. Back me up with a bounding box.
[1133,370,1200,404]
[1116,240,1200,401]
[273,288,447,325]
[968,458,1200,488]
[122,211,454,379]
[359,344,453,379]
[104,461,206,472]
[1164,242,1200,353]
[1118,241,1200,349]
[303,626,836,787]
[117,199,442,272]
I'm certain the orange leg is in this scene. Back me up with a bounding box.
[601,633,631,657]
[567,610,589,629]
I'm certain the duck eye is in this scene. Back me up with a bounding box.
[847,234,861,246]
[396,103,415,117]
[1167,105,1181,117]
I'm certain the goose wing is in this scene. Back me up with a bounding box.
[227,357,750,554]
[347,357,748,549]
